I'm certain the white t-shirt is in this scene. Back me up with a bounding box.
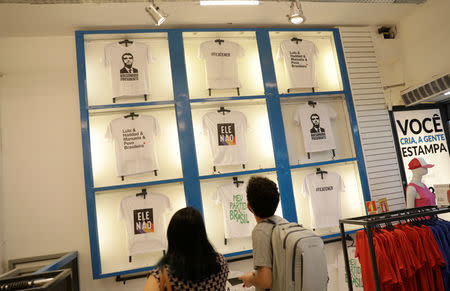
[104,42,154,98]
[105,114,160,177]
[198,40,245,89]
[119,193,171,256]
[277,39,319,89]
[302,171,345,228]
[202,110,248,166]
[337,246,364,291]
[213,181,256,239]
[294,102,337,153]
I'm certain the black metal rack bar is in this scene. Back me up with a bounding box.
[339,205,450,291]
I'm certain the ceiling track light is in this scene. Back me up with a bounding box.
[145,0,167,26]
[287,0,306,25]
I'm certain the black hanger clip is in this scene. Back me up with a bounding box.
[124,112,139,120]
[233,176,244,188]
[308,100,317,108]
[217,106,231,115]
[136,188,148,199]
[316,167,327,179]
[119,39,134,47]
[291,37,302,44]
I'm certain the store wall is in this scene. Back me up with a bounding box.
[375,0,450,105]
[0,35,349,290]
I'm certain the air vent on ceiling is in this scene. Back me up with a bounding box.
[401,73,450,105]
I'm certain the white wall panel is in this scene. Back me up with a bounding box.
[339,26,405,210]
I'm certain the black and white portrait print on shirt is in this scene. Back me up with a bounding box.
[294,102,337,153]
[309,113,326,141]
[120,52,139,82]
[104,42,154,98]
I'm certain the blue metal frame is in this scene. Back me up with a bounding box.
[75,27,371,279]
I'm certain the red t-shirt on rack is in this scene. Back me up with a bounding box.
[355,230,395,291]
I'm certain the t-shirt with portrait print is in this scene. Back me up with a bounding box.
[104,41,154,98]
[105,114,160,177]
[198,40,245,89]
[294,102,337,153]
[202,110,248,166]
[213,181,256,239]
[119,193,171,256]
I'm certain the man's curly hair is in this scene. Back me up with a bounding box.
[246,176,280,218]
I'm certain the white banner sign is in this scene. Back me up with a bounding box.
[393,109,450,187]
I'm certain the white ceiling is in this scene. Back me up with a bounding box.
[0,1,422,36]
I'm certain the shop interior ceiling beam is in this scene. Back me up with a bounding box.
[0,0,428,4]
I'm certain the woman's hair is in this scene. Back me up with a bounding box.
[158,207,221,282]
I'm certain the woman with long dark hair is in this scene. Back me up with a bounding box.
[143,206,229,290]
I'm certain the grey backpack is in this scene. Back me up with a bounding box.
[265,220,328,291]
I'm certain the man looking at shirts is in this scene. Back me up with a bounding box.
[239,176,287,290]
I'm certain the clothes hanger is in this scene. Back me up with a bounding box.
[217,106,231,115]
[136,188,147,199]
[291,37,302,45]
[124,112,139,120]
[119,39,134,47]
[308,100,317,108]
[214,38,224,45]
[232,176,244,188]
[315,167,327,180]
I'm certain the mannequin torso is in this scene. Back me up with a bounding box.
[406,167,427,208]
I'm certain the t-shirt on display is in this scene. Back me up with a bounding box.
[302,171,345,228]
[202,110,248,166]
[104,42,154,98]
[105,114,160,177]
[294,102,337,153]
[277,39,319,89]
[198,40,245,89]
[119,193,171,256]
[212,182,256,239]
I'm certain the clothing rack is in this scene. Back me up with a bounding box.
[339,205,450,291]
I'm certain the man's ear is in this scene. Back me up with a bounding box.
[247,202,253,213]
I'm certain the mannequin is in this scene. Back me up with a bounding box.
[405,157,436,208]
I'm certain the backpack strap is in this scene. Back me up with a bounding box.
[260,219,277,291]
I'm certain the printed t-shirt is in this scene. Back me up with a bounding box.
[202,110,248,166]
[302,171,344,228]
[105,115,160,177]
[355,230,395,291]
[119,193,171,256]
[337,246,364,291]
[198,40,245,89]
[212,181,256,239]
[104,42,154,98]
[294,102,337,153]
[277,39,319,89]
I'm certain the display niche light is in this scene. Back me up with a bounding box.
[287,0,306,24]
[145,0,167,26]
